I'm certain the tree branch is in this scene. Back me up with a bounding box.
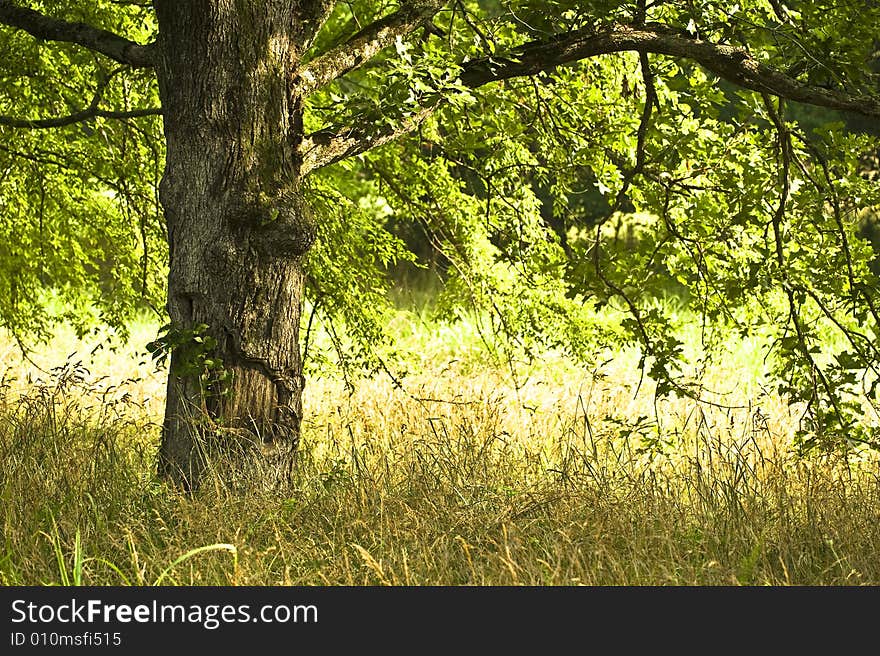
[295,0,446,96]
[0,0,155,67]
[300,22,880,174]
[602,51,657,221]
[458,24,880,117]
[300,105,435,174]
[0,105,162,129]
[0,70,161,128]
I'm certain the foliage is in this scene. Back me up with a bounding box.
[303,0,880,450]
[146,322,232,397]
[0,0,164,342]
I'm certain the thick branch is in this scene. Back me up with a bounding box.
[296,1,446,96]
[0,0,155,67]
[301,22,880,174]
[301,106,435,174]
[458,24,880,117]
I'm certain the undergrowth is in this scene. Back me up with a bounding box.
[2,341,879,585]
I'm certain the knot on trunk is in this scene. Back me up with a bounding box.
[230,191,317,258]
[254,195,317,257]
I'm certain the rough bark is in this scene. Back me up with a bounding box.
[153,1,315,490]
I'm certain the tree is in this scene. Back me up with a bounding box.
[1,0,879,489]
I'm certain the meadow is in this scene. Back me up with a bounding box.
[2,302,880,586]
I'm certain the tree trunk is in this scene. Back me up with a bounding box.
[152,1,316,490]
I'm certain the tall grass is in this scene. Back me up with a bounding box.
[2,314,880,585]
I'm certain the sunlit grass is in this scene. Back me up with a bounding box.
[1,307,879,586]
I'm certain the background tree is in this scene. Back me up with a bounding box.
[1,0,879,489]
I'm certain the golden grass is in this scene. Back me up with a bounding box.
[1,319,879,585]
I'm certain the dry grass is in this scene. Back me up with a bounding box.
[2,317,880,586]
